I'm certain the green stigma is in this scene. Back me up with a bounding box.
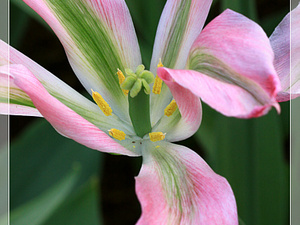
[121,65,154,98]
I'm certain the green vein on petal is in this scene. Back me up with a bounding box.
[1,87,35,108]
[188,48,272,106]
[161,0,192,69]
[45,0,126,106]
[146,141,196,219]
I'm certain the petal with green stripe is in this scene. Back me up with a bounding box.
[23,0,142,121]
[185,9,281,118]
[0,70,41,117]
[149,0,212,124]
[0,41,134,134]
[136,141,238,224]
[6,64,139,156]
[150,0,212,70]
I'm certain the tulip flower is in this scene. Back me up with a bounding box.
[1,0,284,224]
[270,3,300,101]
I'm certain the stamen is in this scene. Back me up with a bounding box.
[117,69,129,95]
[157,58,164,68]
[149,132,165,142]
[164,100,177,117]
[152,59,164,94]
[92,89,112,116]
[152,76,163,95]
[109,128,126,140]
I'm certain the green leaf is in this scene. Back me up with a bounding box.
[260,9,290,36]
[10,169,79,225]
[10,0,50,30]
[43,178,103,225]
[292,99,300,224]
[10,119,102,210]
[0,145,8,225]
[10,3,30,47]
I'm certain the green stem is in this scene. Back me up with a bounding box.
[128,91,152,138]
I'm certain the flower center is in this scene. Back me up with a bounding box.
[92,61,175,143]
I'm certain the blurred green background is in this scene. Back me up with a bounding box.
[7,0,290,224]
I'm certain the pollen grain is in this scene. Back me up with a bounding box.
[117,69,129,95]
[152,59,164,94]
[164,100,177,117]
[109,128,126,141]
[92,89,112,116]
[149,132,165,142]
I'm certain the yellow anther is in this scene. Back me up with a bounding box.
[164,100,178,117]
[92,89,112,116]
[152,76,163,95]
[149,132,165,142]
[117,69,125,84]
[117,69,129,95]
[157,58,164,68]
[153,59,164,94]
[109,128,126,141]
[155,146,160,149]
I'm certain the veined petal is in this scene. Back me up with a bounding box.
[0,40,133,134]
[5,64,139,156]
[0,42,41,116]
[185,9,281,118]
[0,71,42,117]
[23,0,142,121]
[150,0,212,70]
[270,4,300,101]
[158,68,279,118]
[152,77,202,142]
[136,141,238,225]
[150,0,212,123]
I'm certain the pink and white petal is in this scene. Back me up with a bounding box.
[7,64,139,156]
[152,79,202,142]
[270,4,300,101]
[0,70,41,117]
[23,0,142,121]
[150,0,212,71]
[0,41,134,133]
[150,0,212,123]
[185,9,281,117]
[0,104,42,117]
[158,68,279,118]
[136,141,238,225]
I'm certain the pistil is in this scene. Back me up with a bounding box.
[118,65,154,138]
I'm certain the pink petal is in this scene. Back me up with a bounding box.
[0,66,42,117]
[0,41,134,134]
[150,0,212,70]
[158,68,279,118]
[23,0,142,121]
[0,104,42,117]
[270,4,300,101]
[7,64,138,156]
[152,76,202,142]
[136,141,238,225]
[181,9,281,118]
